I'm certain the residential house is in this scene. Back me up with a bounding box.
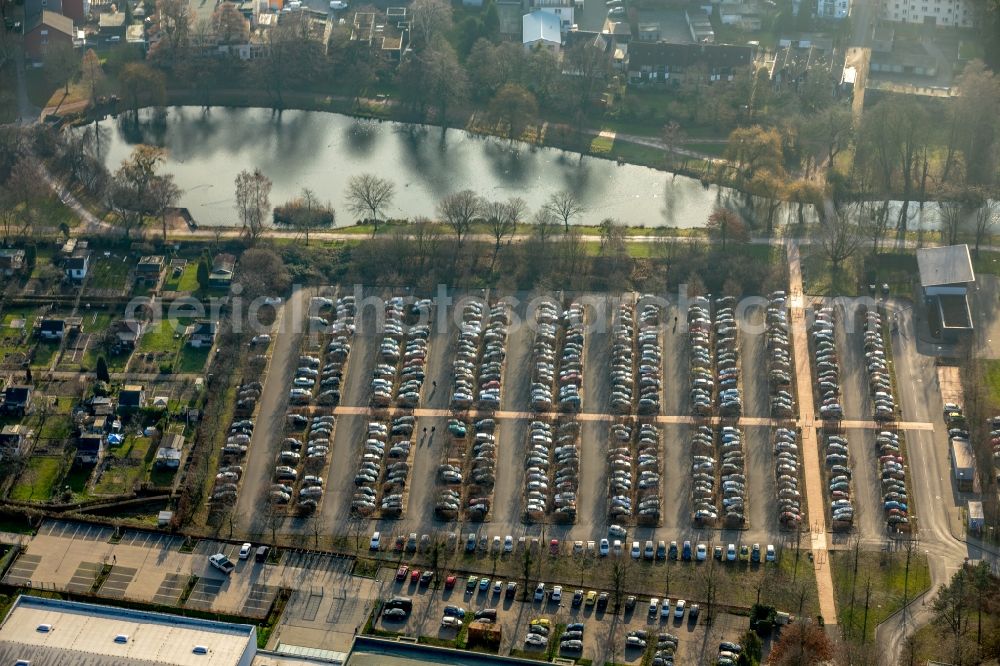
[209,253,236,289]
[188,319,218,348]
[0,249,26,276]
[817,0,851,18]
[98,11,126,40]
[118,385,146,411]
[89,396,115,417]
[114,319,145,348]
[530,0,579,33]
[350,8,410,61]
[716,2,763,30]
[2,385,33,416]
[686,10,714,42]
[0,425,30,460]
[626,42,753,84]
[24,10,75,60]
[84,415,109,436]
[64,250,90,281]
[154,433,185,469]
[38,318,66,341]
[135,255,165,284]
[882,0,971,26]
[522,11,562,52]
[76,433,105,464]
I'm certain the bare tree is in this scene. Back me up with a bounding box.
[345,173,395,237]
[408,0,453,50]
[481,196,525,271]
[149,175,181,241]
[234,168,272,246]
[973,194,998,258]
[820,206,862,271]
[438,189,481,248]
[706,206,749,250]
[545,190,585,232]
[662,121,686,170]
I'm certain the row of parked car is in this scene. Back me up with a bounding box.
[713,296,742,418]
[524,419,580,523]
[877,430,910,529]
[211,414,254,506]
[766,291,795,418]
[451,300,509,411]
[863,309,896,421]
[687,297,714,417]
[823,429,854,527]
[372,298,431,408]
[531,300,584,413]
[351,417,413,517]
[435,418,496,521]
[610,298,662,415]
[607,422,662,524]
[716,640,745,666]
[690,424,718,526]
[290,296,356,407]
[273,414,333,513]
[812,306,844,419]
[773,427,802,529]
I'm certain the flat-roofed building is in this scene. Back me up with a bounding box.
[917,244,975,343]
[0,595,257,665]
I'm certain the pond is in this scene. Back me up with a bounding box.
[86,106,744,229]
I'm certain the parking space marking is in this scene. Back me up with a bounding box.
[242,584,279,619]
[2,553,41,586]
[186,577,225,609]
[66,561,102,594]
[152,572,188,606]
[100,566,137,598]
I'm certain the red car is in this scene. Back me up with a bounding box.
[445,575,457,590]
[410,569,421,583]
[395,566,408,582]
[549,539,560,555]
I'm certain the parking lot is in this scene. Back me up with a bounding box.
[4,519,381,654]
[373,567,751,664]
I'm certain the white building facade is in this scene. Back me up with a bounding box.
[816,0,851,19]
[881,0,973,26]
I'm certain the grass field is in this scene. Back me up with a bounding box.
[831,549,931,642]
[93,435,155,496]
[984,360,1000,410]
[800,250,917,297]
[162,262,200,293]
[10,456,65,502]
[86,254,133,293]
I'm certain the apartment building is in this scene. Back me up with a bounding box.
[881,0,973,27]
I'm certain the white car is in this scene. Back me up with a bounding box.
[613,539,622,556]
[766,544,776,562]
[370,531,381,550]
[551,585,562,602]
[263,296,283,305]
[525,633,547,646]
[441,615,462,628]
[630,541,641,559]
[696,543,707,561]
[675,599,686,618]
[504,535,514,552]
[599,538,610,556]
[239,543,252,560]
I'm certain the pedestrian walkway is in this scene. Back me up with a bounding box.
[328,404,933,432]
[785,240,838,625]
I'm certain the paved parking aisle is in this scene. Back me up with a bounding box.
[1,553,41,586]
[151,572,187,606]
[66,561,102,594]
[100,566,137,598]
[244,584,280,618]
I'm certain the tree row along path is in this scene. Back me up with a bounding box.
[785,239,839,625]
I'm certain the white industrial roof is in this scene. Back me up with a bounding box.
[0,595,255,666]
[917,244,975,287]
[522,11,561,45]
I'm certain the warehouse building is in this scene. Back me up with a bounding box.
[0,595,257,665]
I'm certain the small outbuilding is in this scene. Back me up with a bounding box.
[522,11,561,52]
[950,437,975,491]
[917,244,975,343]
[154,433,185,469]
[967,500,984,533]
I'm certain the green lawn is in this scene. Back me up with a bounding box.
[984,360,1000,410]
[177,345,211,373]
[162,262,200,293]
[800,250,916,297]
[31,341,60,369]
[831,549,931,642]
[10,457,65,502]
[86,255,133,292]
[972,250,1000,278]
[137,319,186,355]
[92,435,154,496]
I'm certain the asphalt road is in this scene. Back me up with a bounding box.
[235,286,310,536]
[876,303,1000,664]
